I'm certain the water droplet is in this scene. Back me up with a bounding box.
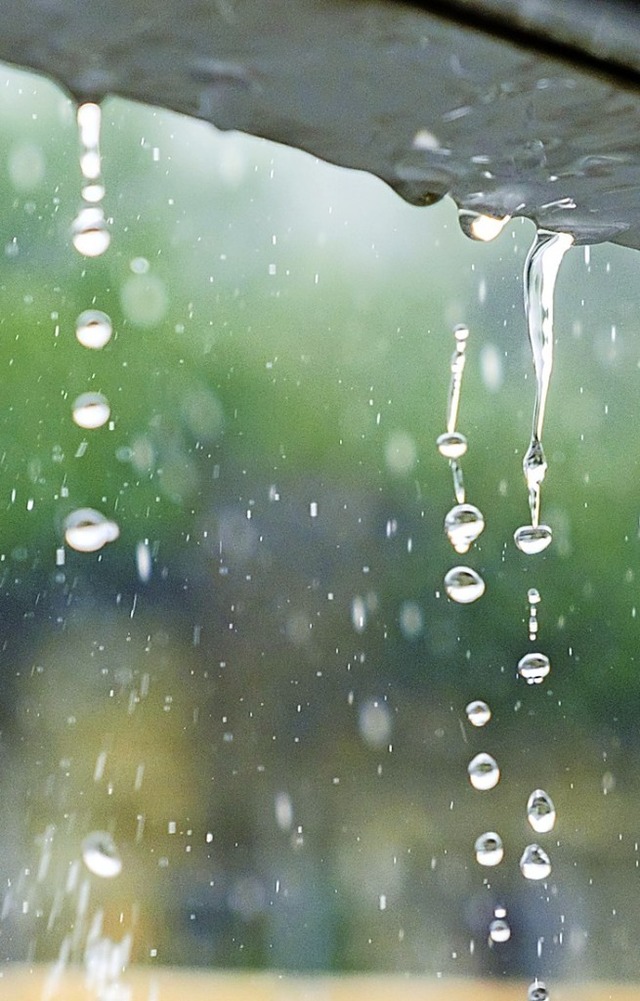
[488,916,511,943]
[75,309,113,349]
[72,392,110,429]
[136,540,152,583]
[82,831,122,878]
[468,752,500,791]
[64,508,120,553]
[71,205,110,257]
[444,503,485,553]
[437,432,467,459]
[465,700,491,727]
[520,843,552,880]
[458,209,510,242]
[527,587,541,640]
[445,566,485,604]
[474,831,504,866]
[528,981,549,1001]
[514,524,552,555]
[527,789,556,833]
[517,652,551,684]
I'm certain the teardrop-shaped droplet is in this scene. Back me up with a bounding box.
[64,508,120,553]
[468,752,500,791]
[514,524,552,554]
[527,789,556,834]
[437,431,467,459]
[72,392,110,429]
[488,917,511,943]
[517,652,550,684]
[465,699,491,727]
[75,309,113,349]
[458,209,510,243]
[474,831,503,866]
[444,503,485,554]
[520,843,552,880]
[71,205,110,257]
[445,566,485,604]
[528,981,549,1001]
[82,831,122,878]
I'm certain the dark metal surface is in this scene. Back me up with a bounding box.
[2,0,640,247]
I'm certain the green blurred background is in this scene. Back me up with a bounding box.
[0,63,639,984]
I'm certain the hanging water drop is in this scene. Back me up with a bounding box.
[528,980,549,1001]
[444,566,485,604]
[64,508,120,553]
[72,392,110,429]
[444,503,485,554]
[465,699,491,727]
[82,831,122,878]
[474,831,503,866]
[436,430,467,459]
[467,752,500,791]
[517,651,551,684]
[527,789,556,834]
[520,843,552,880]
[527,587,541,640]
[458,209,511,243]
[514,524,553,555]
[75,309,113,349]
[71,205,111,257]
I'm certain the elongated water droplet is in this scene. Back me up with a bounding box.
[64,508,120,553]
[520,843,552,880]
[458,209,510,242]
[514,524,552,555]
[71,205,110,257]
[77,101,105,204]
[437,430,467,459]
[444,323,469,435]
[75,309,113,349]
[72,392,110,429]
[527,789,556,834]
[445,503,485,554]
[351,595,367,633]
[82,831,122,878]
[468,752,500,791]
[517,652,550,684]
[527,587,541,640]
[488,916,511,943]
[465,699,491,727]
[445,566,485,604]
[450,459,465,504]
[474,831,503,866]
[528,981,549,1001]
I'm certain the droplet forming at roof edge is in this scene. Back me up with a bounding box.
[3,0,640,248]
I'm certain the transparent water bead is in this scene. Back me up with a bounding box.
[76,309,113,349]
[527,789,556,834]
[64,508,120,553]
[528,587,541,640]
[520,843,552,880]
[71,205,110,257]
[72,392,110,429]
[474,831,503,867]
[528,981,549,1001]
[488,917,511,943]
[517,652,550,684]
[444,503,485,554]
[468,752,500,791]
[514,524,552,555]
[458,209,511,243]
[436,430,467,459]
[465,699,491,727]
[444,566,485,604]
[82,831,122,878]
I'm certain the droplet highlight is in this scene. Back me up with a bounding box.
[82,831,122,878]
[520,843,552,881]
[445,566,485,604]
[468,752,500,791]
[64,508,120,553]
[527,789,556,834]
[474,831,504,867]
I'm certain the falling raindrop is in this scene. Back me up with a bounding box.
[520,843,552,881]
[75,309,113,349]
[458,209,511,242]
[136,540,152,583]
[517,651,551,685]
[474,831,504,866]
[77,101,105,203]
[72,392,110,429]
[82,831,122,878]
[488,912,511,943]
[436,430,467,460]
[467,752,500,791]
[528,980,549,1001]
[444,566,485,604]
[351,595,367,633]
[71,205,111,257]
[514,523,553,555]
[444,503,485,553]
[527,587,541,640]
[527,789,556,834]
[64,508,120,553]
[465,699,491,727]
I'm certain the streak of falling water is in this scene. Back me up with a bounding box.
[72,102,110,257]
[515,230,573,547]
[527,587,541,640]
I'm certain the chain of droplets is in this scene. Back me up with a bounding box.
[62,102,120,557]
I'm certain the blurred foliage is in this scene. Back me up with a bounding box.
[0,65,639,985]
